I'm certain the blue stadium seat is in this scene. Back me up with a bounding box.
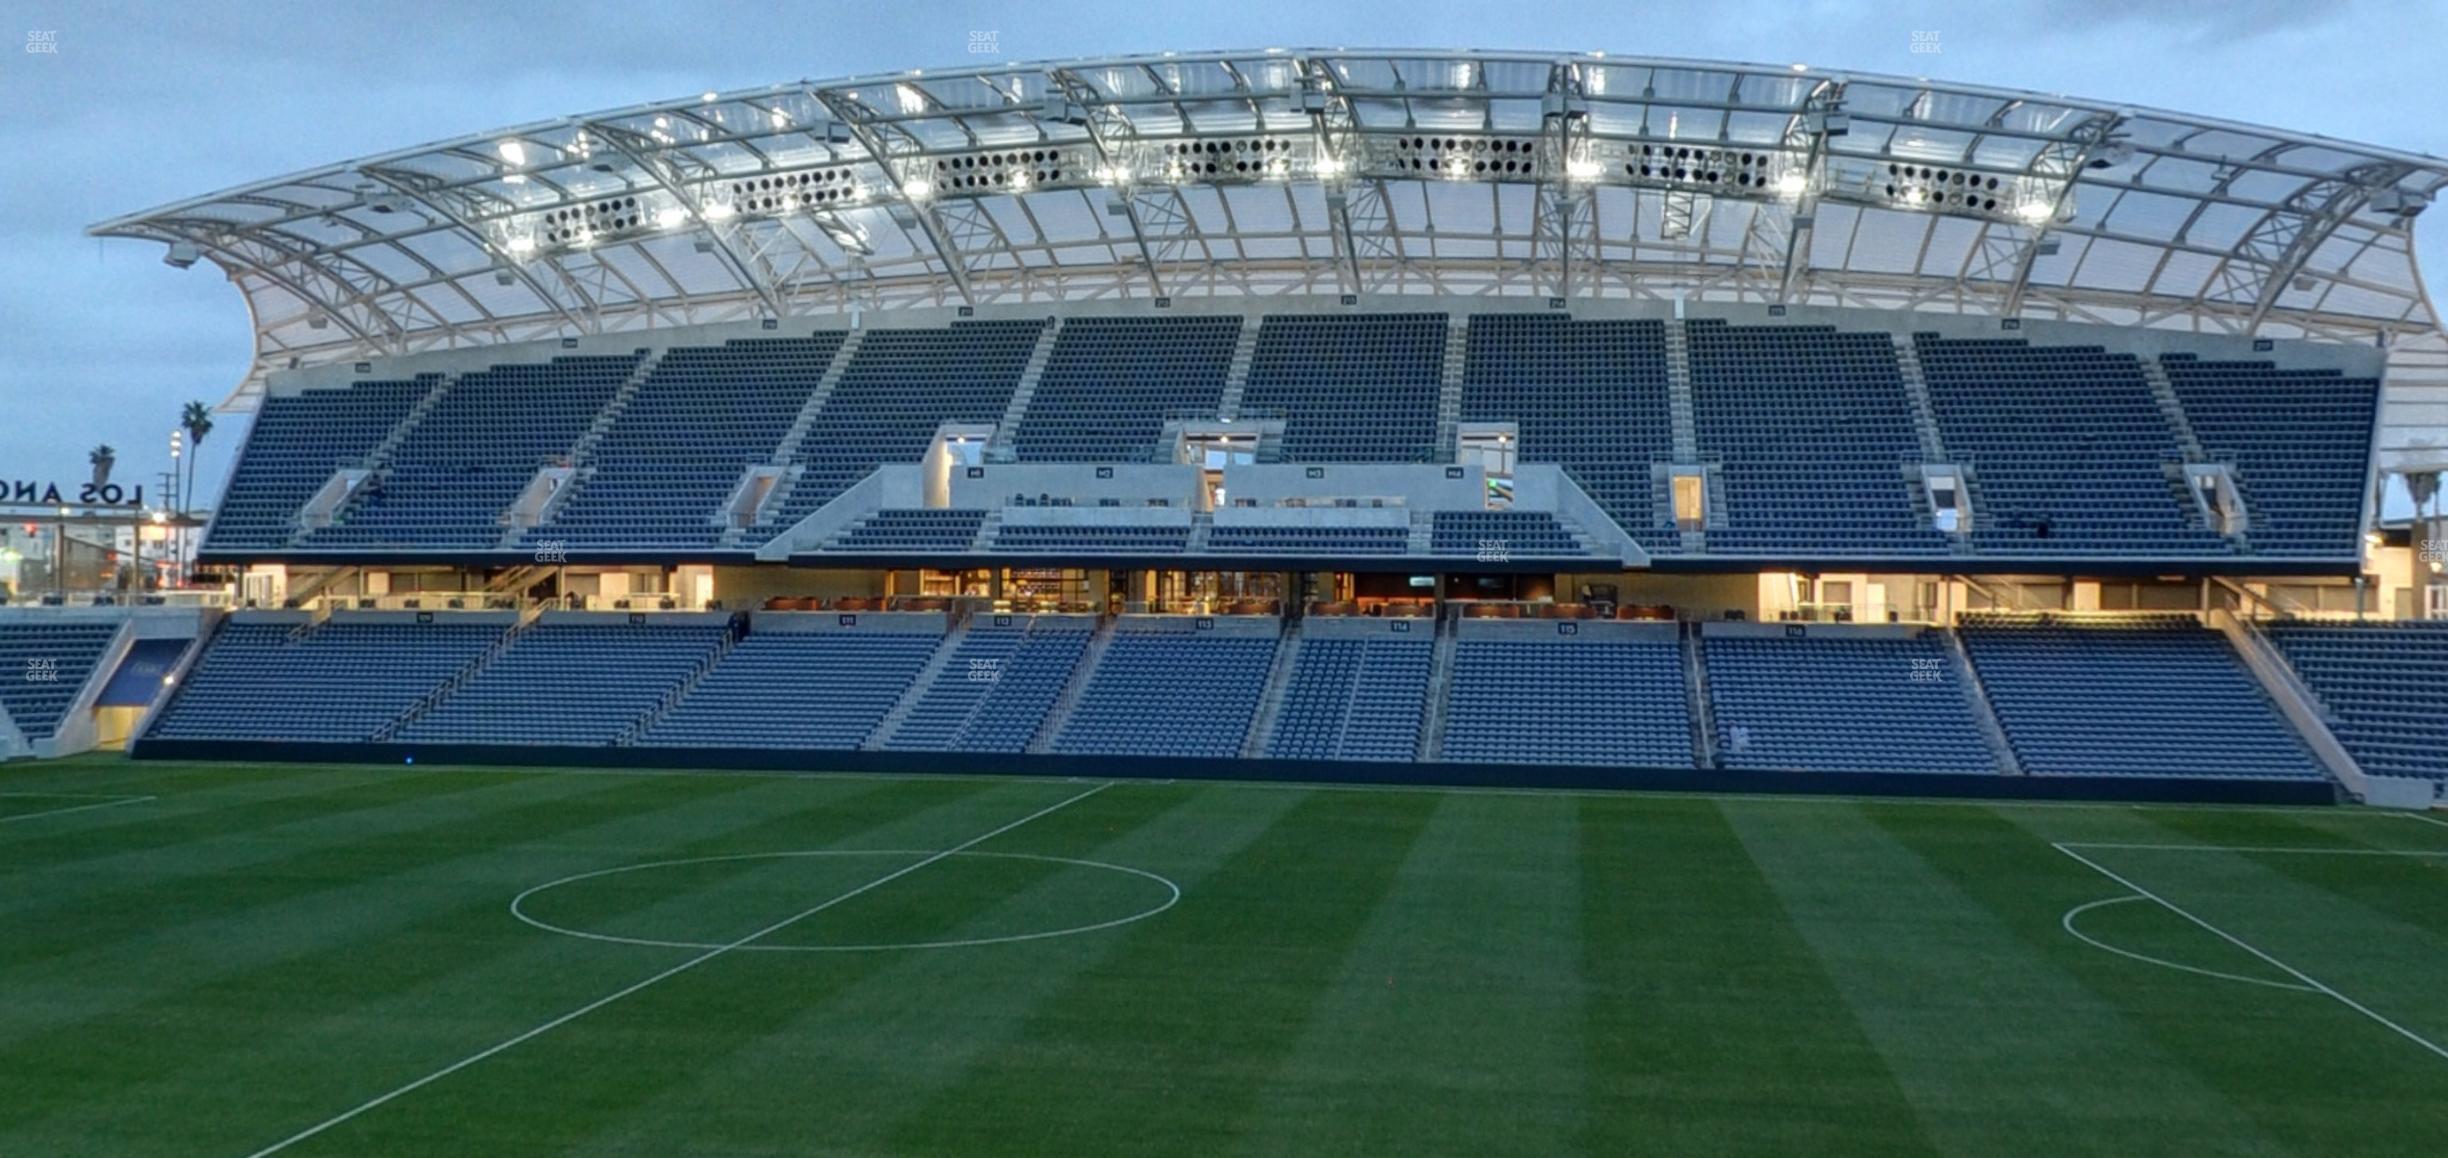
[1688,321,1949,556]
[397,621,727,746]
[1462,315,1678,551]
[304,354,642,551]
[1428,511,1587,557]
[2161,355,2377,558]
[830,509,986,551]
[1051,632,1276,757]
[883,623,1093,752]
[149,618,502,742]
[1266,637,1431,761]
[0,622,122,740]
[1207,526,1409,555]
[1704,631,1996,773]
[205,377,435,552]
[1438,636,1693,767]
[749,320,1045,542]
[640,630,941,748]
[1013,316,1240,462]
[538,334,844,549]
[2265,620,2448,780]
[1918,336,2227,557]
[1959,614,2321,779]
[1242,314,1446,462]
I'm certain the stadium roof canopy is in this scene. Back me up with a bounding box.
[92,48,2448,408]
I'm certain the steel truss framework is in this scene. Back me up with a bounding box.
[87,48,2448,410]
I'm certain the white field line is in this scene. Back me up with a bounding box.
[2402,812,2448,831]
[2052,842,2448,1064]
[2056,842,2448,856]
[0,794,156,824]
[244,781,1114,1158]
[2060,896,2314,992]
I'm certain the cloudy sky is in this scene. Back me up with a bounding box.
[2,0,2441,507]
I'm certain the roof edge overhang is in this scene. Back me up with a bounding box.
[90,47,2448,410]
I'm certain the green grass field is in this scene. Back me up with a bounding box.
[2,756,2443,1156]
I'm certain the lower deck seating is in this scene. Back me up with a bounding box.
[0,622,121,740]
[1960,614,2321,779]
[2265,620,2448,780]
[149,619,502,742]
[1051,632,1276,757]
[641,631,942,748]
[1704,632,1997,774]
[884,623,1093,752]
[398,622,728,746]
[1266,637,1431,761]
[1439,637,1692,767]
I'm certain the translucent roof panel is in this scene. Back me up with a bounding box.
[89,48,2448,408]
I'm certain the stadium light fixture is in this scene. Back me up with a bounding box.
[162,242,200,269]
[656,206,690,230]
[903,178,934,202]
[1314,155,1346,179]
[496,139,527,166]
[1565,157,1603,182]
[2015,198,2056,223]
[702,201,736,221]
[701,91,718,103]
[506,236,537,256]
[1775,172,1808,198]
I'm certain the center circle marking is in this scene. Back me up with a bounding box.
[511,849,1181,952]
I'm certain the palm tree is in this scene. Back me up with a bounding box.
[180,401,214,520]
[89,444,115,489]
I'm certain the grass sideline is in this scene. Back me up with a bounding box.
[0,754,2441,1156]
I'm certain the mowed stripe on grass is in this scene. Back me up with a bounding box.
[0,758,2441,1156]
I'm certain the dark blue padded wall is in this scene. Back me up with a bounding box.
[304,354,641,550]
[1688,321,1947,556]
[2161,355,2377,558]
[1462,315,1677,551]
[1917,336,2226,557]
[206,377,435,553]
[539,334,844,548]
[2266,620,2448,781]
[1241,313,1446,462]
[1959,614,2320,779]
[1013,316,1240,462]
